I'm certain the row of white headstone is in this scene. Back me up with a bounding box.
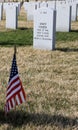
[26,0,78,21]
[0,1,78,31]
[23,0,78,32]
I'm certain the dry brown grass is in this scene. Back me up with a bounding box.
[0,42,78,130]
[71,21,78,30]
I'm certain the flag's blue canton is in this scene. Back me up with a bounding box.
[9,53,18,82]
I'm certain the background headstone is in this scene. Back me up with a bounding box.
[3,2,21,17]
[23,1,35,21]
[40,1,48,8]
[6,6,18,29]
[56,4,71,32]
[0,3,3,21]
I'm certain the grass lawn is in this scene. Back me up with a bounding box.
[0,35,78,130]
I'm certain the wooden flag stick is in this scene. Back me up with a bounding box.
[14,45,17,111]
[14,45,17,54]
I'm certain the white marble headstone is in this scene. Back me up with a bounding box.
[23,2,35,21]
[13,2,21,16]
[40,1,48,8]
[47,1,56,9]
[23,2,29,12]
[3,2,20,17]
[24,1,41,21]
[63,0,77,21]
[0,3,3,21]
[71,3,77,21]
[3,3,14,13]
[6,6,18,29]
[27,2,36,21]
[33,7,56,50]
[56,4,71,32]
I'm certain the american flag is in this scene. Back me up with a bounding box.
[5,51,26,113]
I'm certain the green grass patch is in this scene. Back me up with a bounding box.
[56,31,78,42]
[0,29,78,46]
[0,28,33,46]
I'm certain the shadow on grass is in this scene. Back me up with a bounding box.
[71,29,78,32]
[19,27,28,30]
[0,110,78,128]
[0,42,32,46]
[56,47,78,52]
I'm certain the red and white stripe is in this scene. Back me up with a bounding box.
[5,74,26,112]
